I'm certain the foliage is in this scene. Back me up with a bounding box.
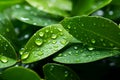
[0,0,120,80]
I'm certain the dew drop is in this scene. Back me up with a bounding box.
[35,38,43,46]
[74,46,78,50]
[50,65,54,71]
[81,24,84,26]
[88,47,94,51]
[52,40,57,44]
[19,48,25,55]
[21,52,29,60]
[45,29,49,33]
[91,39,96,44]
[58,53,62,57]
[110,43,114,47]
[57,28,62,32]
[109,11,114,15]
[37,51,43,56]
[60,39,67,45]
[20,17,30,21]
[100,38,104,41]
[39,32,44,37]
[51,34,57,39]
[67,25,71,29]
[0,56,8,63]
[64,71,69,77]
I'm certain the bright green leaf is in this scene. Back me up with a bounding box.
[0,0,24,11]
[21,24,73,63]
[1,66,42,80]
[0,34,17,68]
[11,4,61,27]
[26,0,72,17]
[43,63,80,80]
[54,44,120,63]
[60,16,120,49]
[71,0,112,16]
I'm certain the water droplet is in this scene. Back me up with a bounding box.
[39,32,44,37]
[37,51,43,56]
[67,25,71,29]
[74,46,78,50]
[45,29,49,33]
[109,11,114,15]
[19,48,25,55]
[110,43,114,47]
[91,39,96,44]
[80,49,84,53]
[100,38,104,41]
[60,39,67,45]
[35,39,43,46]
[52,40,57,44]
[38,6,44,10]
[50,65,54,71]
[21,52,29,60]
[58,53,62,57]
[24,5,31,10]
[88,47,94,50]
[6,28,9,32]
[20,17,30,21]
[0,56,8,63]
[64,71,69,77]
[57,28,62,32]
[81,24,84,26]
[68,51,72,55]
[15,4,20,8]
[33,22,37,25]
[96,10,104,16]
[51,34,57,39]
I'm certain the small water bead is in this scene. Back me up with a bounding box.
[110,43,114,47]
[52,40,57,44]
[33,22,37,25]
[45,29,49,33]
[74,46,78,50]
[0,56,8,63]
[50,65,54,71]
[51,34,57,39]
[58,53,62,57]
[67,25,71,29]
[109,11,114,15]
[100,38,104,42]
[57,28,62,32]
[24,5,31,10]
[64,71,69,77]
[60,39,67,45]
[6,28,9,32]
[39,32,44,37]
[20,17,30,21]
[81,24,84,26]
[91,39,96,44]
[21,52,29,60]
[35,38,43,46]
[88,47,94,51]
[37,51,43,56]
[19,48,25,55]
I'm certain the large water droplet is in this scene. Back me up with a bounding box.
[51,34,57,39]
[39,32,44,37]
[21,52,29,60]
[0,56,8,63]
[35,38,43,46]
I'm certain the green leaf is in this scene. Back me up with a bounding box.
[71,0,112,16]
[60,16,120,49]
[11,4,61,27]
[0,0,24,11]
[0,34,17,68]
[1,66,42,80]
[43,63,80,80]
[111,0,120,5]
[53,44,120,63]
[21,24,72,63]
[26,0,72,17]
[0,13,17,48]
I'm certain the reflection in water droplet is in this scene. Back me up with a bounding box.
[0,56,8,63]
[39,32,44,37]
[60,39,67,45]
[51,34,57,39]
[35,39,43,46]
[21,52,29,60]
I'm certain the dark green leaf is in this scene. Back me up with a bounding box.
[60,16,120,49]
[21,24,73,63]
[11,4,61,27]
[26,0,72,16]
[1,66,42,80]
[0,13,17,48]
[0,34,17,68]
[43,63,80,80]
[54,44,120,63]
[72,0,112,16]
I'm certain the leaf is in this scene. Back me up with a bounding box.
[71,0,112,16]
[60,16,120,49]
[0,0,24,11]
[0,34,17,68]
[53,44,120,64]
[1,66,42,80]
[0,13,17,48]
[43,63,80,80]
[111,0,120,5]
[21,24,73,63]
[11,4,61,27]
[26,0,72,17]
